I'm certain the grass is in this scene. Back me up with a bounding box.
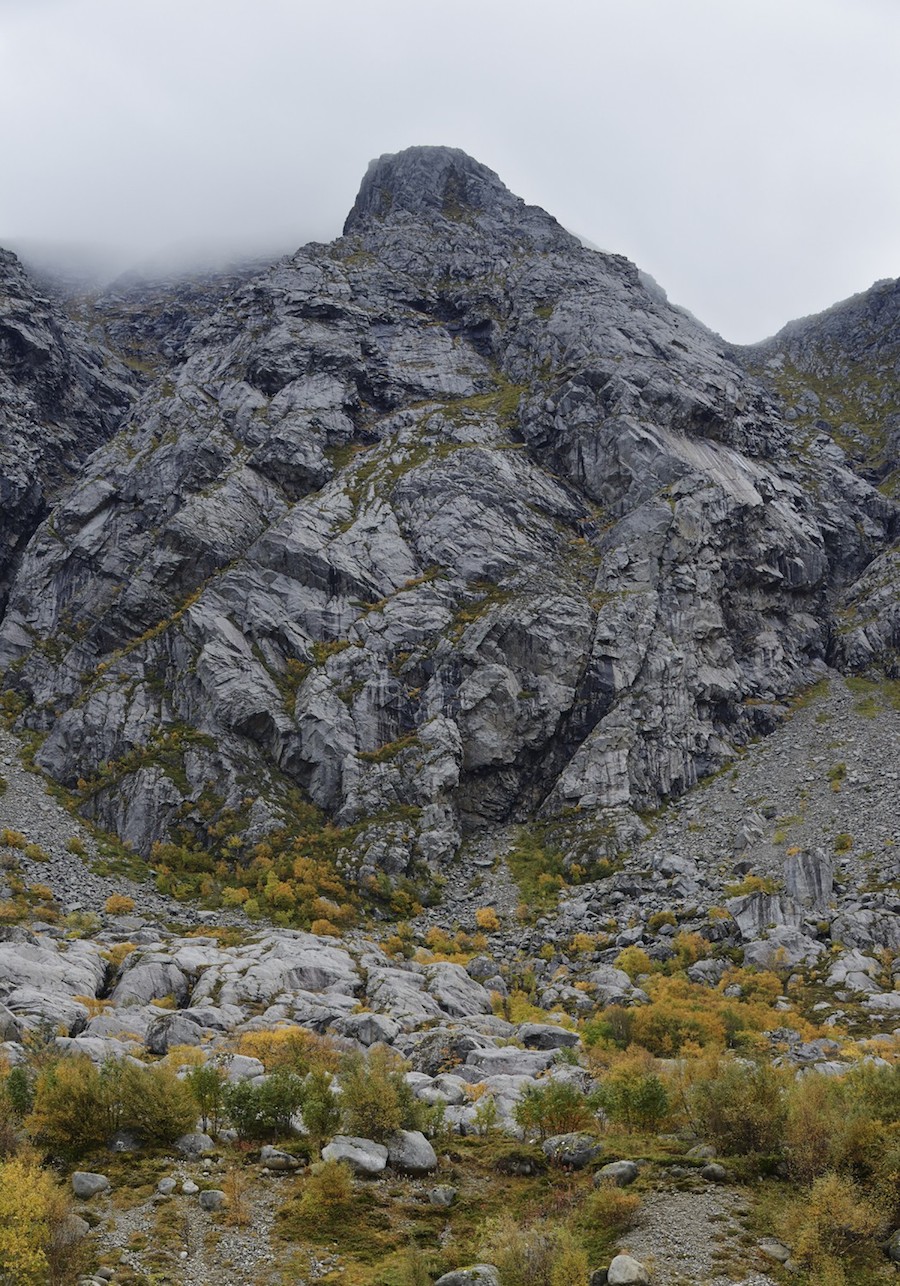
[845,674,900,716]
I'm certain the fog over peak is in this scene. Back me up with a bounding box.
[2,0,900,341]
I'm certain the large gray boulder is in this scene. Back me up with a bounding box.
[542,1133,604,1170]
[743,927,825,970]
[321,1136,388,1176]
[595,1160,639,1186]
[434,1268,500,1286]
[72,1171,110,1199]
[385,1129,438,1174]
[332,1011,401,1046]
[517,1022,580,1050]
[607,1255,651,1285]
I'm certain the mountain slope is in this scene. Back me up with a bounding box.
[742,279,900,673]
[0,147,897,889]
[0,248,135,610]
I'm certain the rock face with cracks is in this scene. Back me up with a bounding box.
[0,248,135,611]
[0,145,898,884]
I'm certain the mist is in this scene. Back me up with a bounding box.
[2,0,899,341]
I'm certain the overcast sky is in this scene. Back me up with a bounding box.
[1,0,899,343]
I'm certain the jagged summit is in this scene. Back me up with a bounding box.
[343,145,529,232]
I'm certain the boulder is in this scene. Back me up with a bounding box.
[517,1022,580,1050]
[259,1145,302,1171]
[784,848,834,908]
[887,1228,900,1263]
[198,1189,227,1211]
[758,1237,791,1263]
[700,1163,727,1182]
[175,1132,215,1157]
[428,1185,458,1207]
[542,1132,604,1170]
[72,1171,110,1199]
[333,1011,401,1046]
[465,1047,556,1078]
[225,1054,265,1083]
[434,1268,500,1286]
[606,1255,650,1285]
[742,927,824,970]
[386,1128,438,1174]
[145,1011,205,1055]
[595,1160,639,1186]
[321,1136,388,1176]
[425,962,494,1018]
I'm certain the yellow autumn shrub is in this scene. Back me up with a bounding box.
[0,1153,81,1285]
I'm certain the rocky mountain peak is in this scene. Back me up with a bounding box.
[343,144,527,231]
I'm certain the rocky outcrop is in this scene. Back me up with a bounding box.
[0,249,134,609]
[742,279,900,672]
[0,146,898,880]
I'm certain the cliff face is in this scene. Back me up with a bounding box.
[0,147,897,876]
[0,248,135,609]
[742,279,900,673]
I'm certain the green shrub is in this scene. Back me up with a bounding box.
[185,1063,226,1134]
[293,1159,353,1231]
[778,1171,886,1283]
[690,1060,786,1156]
[298,1069,341,1155]
[478,1210,587,1286]
[338,1047,418,1142]
[26,1057,195,1157]
[121,1061,196,1146]
[513,1081,595,1140]
[594,1055,669,1131]
[222,1070,305,1141]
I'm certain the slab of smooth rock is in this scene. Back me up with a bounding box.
[607,1255,651,1285]
[72,1171,110,1198]
[386,1128,438,1174]
[542,1132,603,1169]
[517,1022,580,1050]
[332,1011,401,1046]
[321,1135,388,1176]
[465,1046,556,1077]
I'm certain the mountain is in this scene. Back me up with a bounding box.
[0,145,897,887]
[1,147,899,1286]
